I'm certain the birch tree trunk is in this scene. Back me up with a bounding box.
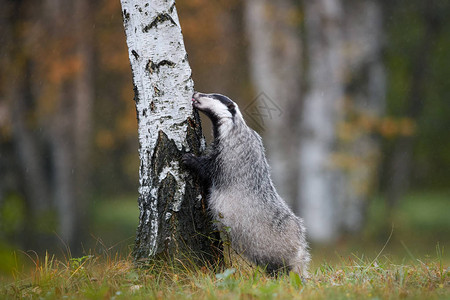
[244,0,303,208]
[299,0,345,243]
[120,0,218,263]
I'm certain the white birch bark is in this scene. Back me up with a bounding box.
[245,0,302,207]
[120,0,216,261]
[299,0,345,243]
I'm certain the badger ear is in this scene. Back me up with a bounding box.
[227,102,236,116]
[227,102,235,110]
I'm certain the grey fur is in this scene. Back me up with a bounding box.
[183,92,310,276]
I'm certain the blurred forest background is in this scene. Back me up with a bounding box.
[1,0,449,272]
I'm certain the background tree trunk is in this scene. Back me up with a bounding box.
[387,0,441,207]
[73,0,95,242]
[298,0,385,241]
[338,0,385,232]
[244,0,303,208]
[10,60,52,249]
[120,0,219,263]
[51,105,77,247]
[6,1,52,250]
[44,0,81,250]
[299,0,345,243]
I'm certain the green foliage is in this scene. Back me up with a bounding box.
[0,194,25,275]
[384,1,450,188]
[0,244,16,275]
[89,196,138,253]
[0,193,57,253]
[0,194,25,236]
[364,191,450,244]
[289,271,304,290]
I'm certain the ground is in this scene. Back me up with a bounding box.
[0,250,448,299]
[1,191,449,299]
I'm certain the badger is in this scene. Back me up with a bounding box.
[183,92,310,276]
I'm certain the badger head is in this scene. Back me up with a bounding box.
[194,91,243,119]
[192,92,241,137]
[192,92,237,119]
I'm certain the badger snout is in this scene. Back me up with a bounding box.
[192,91,201,106]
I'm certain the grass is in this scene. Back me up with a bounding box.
[87,190,450,260]
[1,190,449,299]
[89,195,138,253]
[0,247,448,299]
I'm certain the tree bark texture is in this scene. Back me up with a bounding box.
[120,0,219,263]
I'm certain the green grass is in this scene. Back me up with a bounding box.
[0,249,448,299]
[89,195,138,253]
[1,191,449,299]
[87,190,450,260]
[357,190,450,264]
[365,190,450,237]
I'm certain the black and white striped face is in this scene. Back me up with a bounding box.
[192,92,237,122]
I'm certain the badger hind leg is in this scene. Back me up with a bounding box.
[289,247,311,279]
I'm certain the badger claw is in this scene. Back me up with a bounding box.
[182,153,197,168]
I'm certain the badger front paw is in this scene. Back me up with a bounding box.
[182,153,198,169]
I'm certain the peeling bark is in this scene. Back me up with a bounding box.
[120,0,219,263]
